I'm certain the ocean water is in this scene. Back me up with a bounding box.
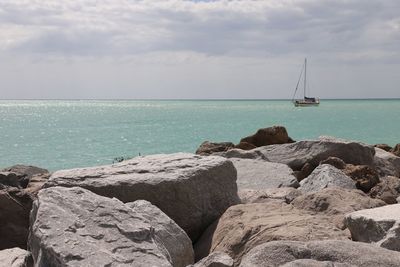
[0,99,399,171]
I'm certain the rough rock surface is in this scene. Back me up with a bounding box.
[189,252,234,267]
[1,165,49,189]
[319,157,346,169]
[369,176,400,204]
[230,158,299,190]
[343,164,380,192]
[194,200,349,266]
[374,148,400,177]
[392,144,400,157]
[345,203,400,251]
[239,240,400,267]
[292,187,385,228]
[126,200,194,267]
[218,137,375,171]
[0,172,21,187]
[299,165,356,193]
[29,186,194,267]
[240,126,294,147]
[0,247,32,267]
[234,142,257,151]
[196,142,235,156]
[239,188,302,204]
[0,187,33,250]
[374,144,392,152]
[45,153,240,241]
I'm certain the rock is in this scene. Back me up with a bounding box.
[319,157,346,169]
[292,187,385,229]
[0,247,32,267]
[391,144,400,157]
[0,188,33,250]
[189,252,234,267]
[126,200,194,267]
[299,165,356,193]
[234,142,257,151]
[218,137,375,171]
[239,188,302,204]
[194,200,349,266]
[29,186,193,266]
[0,172,21,187]
[343,164,379,192]
[280,259,352,267]
[374,144,392,152]
[239,240,400,267]
[369,176,400,204]
[230,158,299,190]
[196,142,235,156]
[240,126,294,147]
[24,173,50,195]
[374,148,400,177]
[1,165,49,189]
[45,153,240,241]
[345,203,400,251]
[294,162,315,182]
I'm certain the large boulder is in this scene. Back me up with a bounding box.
[0,247,32,267]
[126,200,194,267]
[240,126,294,147]
[374,148,400,177]
[196,142,235,156]
[292,187,385,228]
[230,158,299,190]
[299,165,356,193]
[345,204,400,251]
[0,187,33,250]
[239,240,400,267]
[29,186,194,267]
[44,153,240,241]
[194,200,349,266]
[218,137,375,171]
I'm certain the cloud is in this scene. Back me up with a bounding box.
[0,0,399,62]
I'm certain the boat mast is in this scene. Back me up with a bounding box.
[304,58,307,98]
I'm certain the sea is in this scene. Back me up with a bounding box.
[1,99,399,171]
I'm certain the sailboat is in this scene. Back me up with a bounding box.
[292,58,320,107]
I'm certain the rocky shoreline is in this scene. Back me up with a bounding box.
[1,125,400,266]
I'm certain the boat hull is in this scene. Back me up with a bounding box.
[293,100,320,107]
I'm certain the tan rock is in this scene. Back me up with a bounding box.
[196,142,235,156]
[240,126,294,147]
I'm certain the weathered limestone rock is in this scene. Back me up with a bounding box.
[126,200,194,267]
[280,259,352,267]
[0,247,32,267]
[230,158,299,190]
[189,252,234,267]
[194,200,349,266]
[240,126,294,147]
[0,188,33,250]
[374,148,400,177]
[374,143,392,152]
[292,187,385,228]
[319,156,346,169]
[369,176,400,204]
[196,142,235,156]
[239,188,302,204]
[343,164,380,192]
[239,240,400,267]
[45,153,240,241]
[234,142,257,151]
[29,186,194,266]
[391,144,400,157]
[345,204,400,251]
[1,165,49,189]
[299,165,356,193]
[0,172,20,187]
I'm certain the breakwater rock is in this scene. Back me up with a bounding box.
[1,126,400,266]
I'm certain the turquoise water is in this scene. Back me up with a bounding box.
[1,99,399,171]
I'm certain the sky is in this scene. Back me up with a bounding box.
[0,0,399,99]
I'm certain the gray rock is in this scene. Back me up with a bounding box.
[230,158,299,190]
[239,188,302,204]
[29,186,193,267]
[126,200,194,267]
[299,165,356,193]
[1,165,49,189]
[345,203,400,251]
[374,148,400,177]
[215,149,265,160]
[189,252,234,267]
[239,240,400,267]
[221,137,375,170]
[45,153,239,241]
[0,248,32,267]
[281,259,354,267]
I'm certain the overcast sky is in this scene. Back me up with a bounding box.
[1,0,399,99]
